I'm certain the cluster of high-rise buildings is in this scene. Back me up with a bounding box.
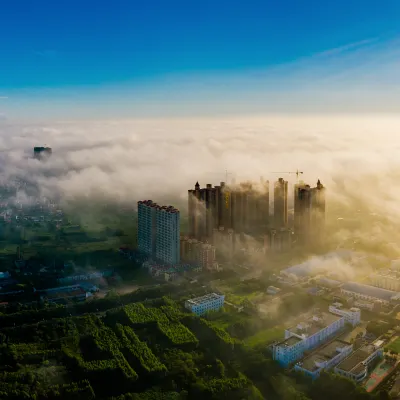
[136,176,326,269]
[188,177,326,251]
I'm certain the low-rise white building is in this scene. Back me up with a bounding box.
[295,339,353,379]
[272,312,346,367]
[329,302,361,326]
[267,286,281,295]
[185,293,225,316]
[341,282,400,305]
[370,270,400,292]
[334,342,383,382]
[354,300,375,311]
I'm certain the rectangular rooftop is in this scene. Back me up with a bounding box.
[277,336,303,347]
[298,339,351,372]
[186,293,223,306]
[335,346,375,373]
[287,312,342,337]
[342,282,399,302]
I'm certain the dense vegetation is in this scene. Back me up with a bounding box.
[0,288,388,399]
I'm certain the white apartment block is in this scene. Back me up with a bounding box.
[185,293,225,316]
[273,312,345,367]
[354,300,375,311]
[273,336,304,366]
[329,302,361,326]
[295,339,353,380]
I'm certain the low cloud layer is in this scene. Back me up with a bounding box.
[0,114,400,261]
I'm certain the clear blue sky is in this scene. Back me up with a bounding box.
[1,0,400,118]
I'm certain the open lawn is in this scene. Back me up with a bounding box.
[244,326,285,347]
[387,337,400,353]
[226,291,264,306]
[0,243,18,255]
[204,309,250,330]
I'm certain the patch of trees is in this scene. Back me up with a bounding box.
[0,296,383,400]
[116,324,167,375]
[366,320,393,337]
[124,303,198,346]
[0,380,95,400]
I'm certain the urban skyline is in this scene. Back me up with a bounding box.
[0,1,399,398]
[137,175,326,269]
[188,176,325,243]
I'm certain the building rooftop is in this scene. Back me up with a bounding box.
[342,282,399,302]
[316,277,342,288]
[307,287,323,295]
[34,146,52,152]
[138,200,179,214]
[335,344,377,373]
[330,302,360,313]
[298,339,351,372]
[277,336,303,347]
[374,270,400,280]
[186,293,223,306]
[288,312,342,338]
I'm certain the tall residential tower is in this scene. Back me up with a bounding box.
[137,200,157,256]
[274,178,288,228]
[137,200,180,265]
[293,180,326,242]
[155,205,180,265]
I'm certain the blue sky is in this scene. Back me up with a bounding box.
[1,0,400,118]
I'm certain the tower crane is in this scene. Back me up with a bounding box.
[270,170,304,181]
[204,170,235,183]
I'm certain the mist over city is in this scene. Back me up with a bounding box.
[1,115,400,258]
[1,1,400,400]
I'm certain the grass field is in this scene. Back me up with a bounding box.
[205,309,250,330]
[387,337,400,353]
[244,326,285,347]
[226,291,264,306]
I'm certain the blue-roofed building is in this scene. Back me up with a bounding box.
[341,282,400,305]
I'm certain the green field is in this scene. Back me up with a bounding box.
[244,326,285,347]
[387,337,400,353]
[0,296,265,399]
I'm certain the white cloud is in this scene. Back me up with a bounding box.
[0,114,397,201]
[1,114,400,264]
